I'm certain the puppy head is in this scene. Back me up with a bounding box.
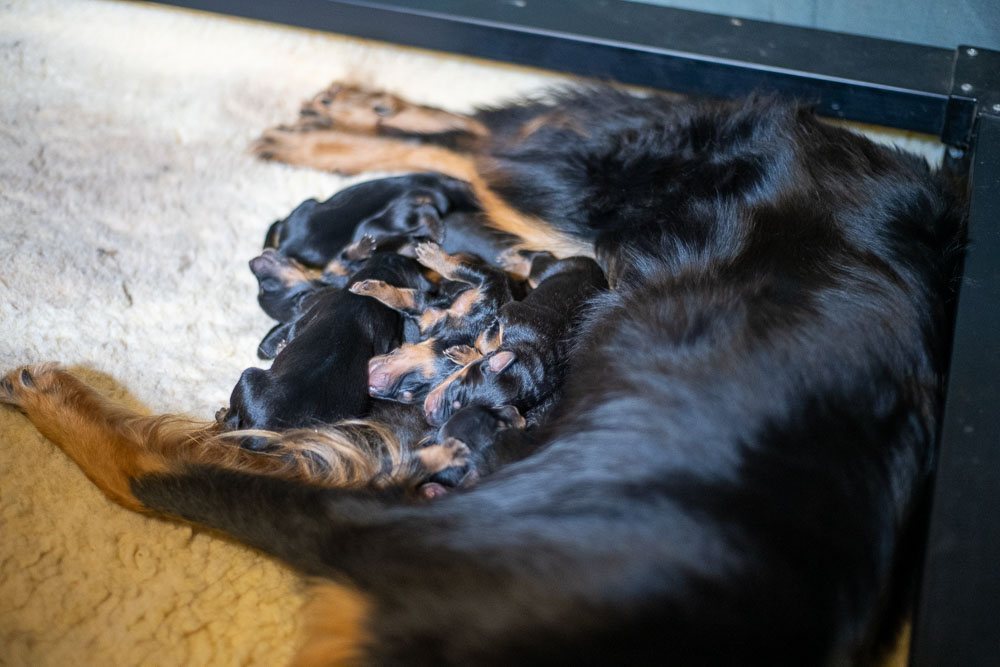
[223,366,274,432]
[422,350,519,426]
[249,249,322,321]
[437,404,525,454]
[264,198,318,249]
[367,339,454,404]
[352,189,448,244]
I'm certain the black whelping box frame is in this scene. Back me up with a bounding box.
[153,1,1000,663]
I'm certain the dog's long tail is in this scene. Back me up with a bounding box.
[0,364,423,512]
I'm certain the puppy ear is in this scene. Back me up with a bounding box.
[486,350,516,374]
[494,405,526,429]
[257,322,293,360]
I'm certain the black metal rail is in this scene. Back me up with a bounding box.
[911,112,1000,667]
[156,0,976,142]
[149,0,1000,663]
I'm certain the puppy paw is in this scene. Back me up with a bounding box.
[250,127,306,163]
[417,437,471,474]
[413,240,444,265]
[296,82,397,134]
[343,235,377,261]
[348,279,389,297]
[414,241,460,278]
[0,364,59,410]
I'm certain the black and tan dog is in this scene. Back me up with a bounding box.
[221,252,429,435]
[1,83,964,664]
[421,250,608,425]
[356,241,520,405]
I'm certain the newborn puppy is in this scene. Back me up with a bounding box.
[363,339,479,405]
[352,241,515,343]
[265,173,478,266]
[249,248,332,323]
[423,256,608,425]
[423,404,529,489]
[250,240,380,359]
[220,253,427,438]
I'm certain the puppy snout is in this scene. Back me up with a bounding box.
[249,249,281,277]
[367,357,394,396]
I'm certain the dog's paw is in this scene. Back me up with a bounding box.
[443,345,481,366]
[348,279,388,298]
[0,364,59,410]
[297,82,398,133]
[250,127,303,163]
[413,241,443,264]
[343,235,377,262]
[417,437,471,474]
[413,242,459,278]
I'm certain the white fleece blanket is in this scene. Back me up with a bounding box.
[0,1,936,664]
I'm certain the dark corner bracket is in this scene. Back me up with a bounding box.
[943,45,1000,148]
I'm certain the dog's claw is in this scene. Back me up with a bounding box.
[0,364,57,408]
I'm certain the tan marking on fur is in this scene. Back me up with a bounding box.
[417,438,470,474]
[417,308,446,333]
[349,280,418,312]
[446,288,480,319]
[252,128,592,258]
[324,260,350,277]
[370,340,439,384]
[514,111,588,143]
[278,260,322,286]
[476,324,504,354]
[292,581,373,667]
[497,247,533,280]
[383,105,490,138]
[0,365,428,514]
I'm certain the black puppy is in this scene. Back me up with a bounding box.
[423,255,608,425]
[221,253,428,438]
[265,173,479,266]
[353,242,519,405]
[351,241,516,342]
[249,240,382,358]
[424,404,529,488]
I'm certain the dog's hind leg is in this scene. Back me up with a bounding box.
[292,82,490,147]
[252,129,592,258]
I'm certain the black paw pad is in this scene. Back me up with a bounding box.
[19,369,34,388]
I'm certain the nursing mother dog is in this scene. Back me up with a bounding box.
[1,83,963,664]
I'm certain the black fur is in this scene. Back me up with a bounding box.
[423,255,608,425]
[221,253,427,433]
[139,87,964,664]
[265,173,479,266]
[427,404,530,487]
